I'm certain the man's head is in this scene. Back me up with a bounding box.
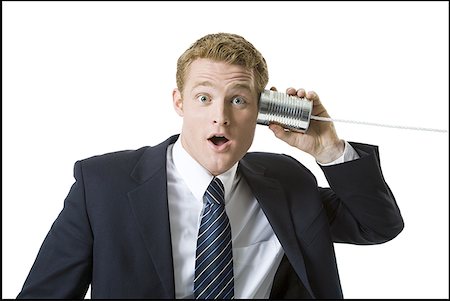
[173,33,269,175]
[176,33,268,96]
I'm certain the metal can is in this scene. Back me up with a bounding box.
[257,89,313,133]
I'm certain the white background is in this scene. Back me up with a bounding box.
[3,1,449,299]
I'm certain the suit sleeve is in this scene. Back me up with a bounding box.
[17,161,93,299]
[319,142,404,244]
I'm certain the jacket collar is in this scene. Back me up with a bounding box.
[130,135,179,184]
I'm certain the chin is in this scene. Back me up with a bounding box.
[206,160,234,176]
[208,166,229,176]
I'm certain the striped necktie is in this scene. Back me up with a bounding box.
[194,177,234,299]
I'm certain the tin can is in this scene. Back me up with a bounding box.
[257,89,313,133]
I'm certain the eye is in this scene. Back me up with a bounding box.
[197,95,210,103]
[231,97,246,105]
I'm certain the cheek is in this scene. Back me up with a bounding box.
[183,107,206,128]
[241,110,258,130]
[244,124,257,145]
[236,116,257,146]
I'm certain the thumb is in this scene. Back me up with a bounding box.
[268,124,301,147]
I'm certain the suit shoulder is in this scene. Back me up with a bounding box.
[73,146,155,180]
[245,151,303,166]
[79,146,149,166]
[244,151,315,178]
[74,135,178,179]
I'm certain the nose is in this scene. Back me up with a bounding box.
[212,101,230,126]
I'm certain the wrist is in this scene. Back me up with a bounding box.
[315,139,345,164]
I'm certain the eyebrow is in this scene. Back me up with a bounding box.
[230,83,253,93]
[192,81,214,89]
[193,81,253,93]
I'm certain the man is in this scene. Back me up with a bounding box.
[17,33,404,299]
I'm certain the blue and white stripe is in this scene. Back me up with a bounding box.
[194,177,234,299]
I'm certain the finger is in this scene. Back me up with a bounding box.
[306,90,319,101]
[296,88,306,98]
[307,90,324,107]
[286,87,296,95]
[307,91,328,117]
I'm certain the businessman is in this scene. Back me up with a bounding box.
[17,32,404,299]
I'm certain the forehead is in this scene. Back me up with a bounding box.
[186,59,255,89]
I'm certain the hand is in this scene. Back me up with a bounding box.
[268,87,345,164]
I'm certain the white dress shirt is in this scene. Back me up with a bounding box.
[166,139,359,299]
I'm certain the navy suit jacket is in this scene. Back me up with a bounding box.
[17,135,404,299]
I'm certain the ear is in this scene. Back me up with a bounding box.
[172,88,184,117]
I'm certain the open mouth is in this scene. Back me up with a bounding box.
[208,135,229,146]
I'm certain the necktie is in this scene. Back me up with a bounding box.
[194,177,234,299]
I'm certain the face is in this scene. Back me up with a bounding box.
[173,58,259,176]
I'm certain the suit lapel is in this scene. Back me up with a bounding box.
[239,157,316,298]
[127,135,178,298]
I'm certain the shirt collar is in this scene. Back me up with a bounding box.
[172,137,238,204]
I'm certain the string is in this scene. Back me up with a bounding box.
[310,115,448,133]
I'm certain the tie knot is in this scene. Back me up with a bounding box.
[205,177,225,206]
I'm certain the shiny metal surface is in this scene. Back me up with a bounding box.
[257,89,313,133]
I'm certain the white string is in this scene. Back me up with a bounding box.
[310,115,448,133]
